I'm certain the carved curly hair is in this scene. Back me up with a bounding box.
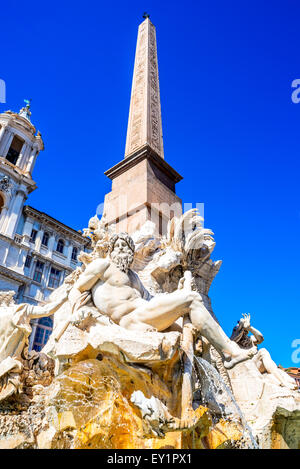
[108,232,135,254]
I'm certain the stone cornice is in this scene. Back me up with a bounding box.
[31,250,73,273]
[104,145,183,184]
[0,112,44,150]
[0,265,31,285]
[0,111,36,137]
[23,205,91,246]
[0,157,37,192]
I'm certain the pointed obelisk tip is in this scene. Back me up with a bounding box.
[125,11,164,159]
[142,12,150,20]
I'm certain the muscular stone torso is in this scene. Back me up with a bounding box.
[91,263,145,324]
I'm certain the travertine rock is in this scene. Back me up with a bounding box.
[44,319,181,367]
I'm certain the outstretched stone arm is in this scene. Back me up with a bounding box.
[27,291,69,319]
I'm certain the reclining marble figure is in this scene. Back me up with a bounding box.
[231,313,297,389]
[67,232,256,369]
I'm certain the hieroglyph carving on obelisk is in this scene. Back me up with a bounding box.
[125,18,164,159]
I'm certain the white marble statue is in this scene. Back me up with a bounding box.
[66,232,256,369]
[0,290,69,401]
[231,313,297,390]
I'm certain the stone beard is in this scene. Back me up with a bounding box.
[110,245,134,273]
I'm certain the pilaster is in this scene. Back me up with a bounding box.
[4,188,27,238]
[1,130,14,157]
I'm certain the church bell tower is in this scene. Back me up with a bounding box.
[103,16,183,235]
[0,101,44,238]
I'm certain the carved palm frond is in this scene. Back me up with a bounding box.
[184,228,215,253]
[173,208,200,244]
[166,217,176,243]
[162,209,214,257]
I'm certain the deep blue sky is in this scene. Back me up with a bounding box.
[1,0,299,366]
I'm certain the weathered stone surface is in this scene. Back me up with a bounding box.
[0,394,45,449]
[270,407,300,449]
[37,358,212,449]
[204,420,242,449]
[45,320,181,366]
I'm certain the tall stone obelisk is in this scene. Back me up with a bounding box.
[125,17,164,159]
[104,16,183,235]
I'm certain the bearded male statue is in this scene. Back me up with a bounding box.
[67,232,256,369]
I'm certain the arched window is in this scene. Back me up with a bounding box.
[6,136,24,165]
[71,247,78,261]
[56,238,65,254]
[42,231,49,247]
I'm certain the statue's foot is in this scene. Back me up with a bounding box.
[276,370,298,390]
[223,346,257,370]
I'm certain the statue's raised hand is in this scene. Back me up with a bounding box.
[241,313,251,330]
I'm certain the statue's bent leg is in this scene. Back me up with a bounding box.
[188,293,257,368]
[120,290,256,369]
[119,291,194,332]
[259,349,297,389]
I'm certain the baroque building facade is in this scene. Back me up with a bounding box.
[0,103,90,350]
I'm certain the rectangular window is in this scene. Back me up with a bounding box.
[48,267,61,289]
[56,239,64,254]
[30,229,38,243]
[71,247,78,261]
[32,320,53,352]
[33,260,44,283]
[42,232,49,247]
[25,254,32,268]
